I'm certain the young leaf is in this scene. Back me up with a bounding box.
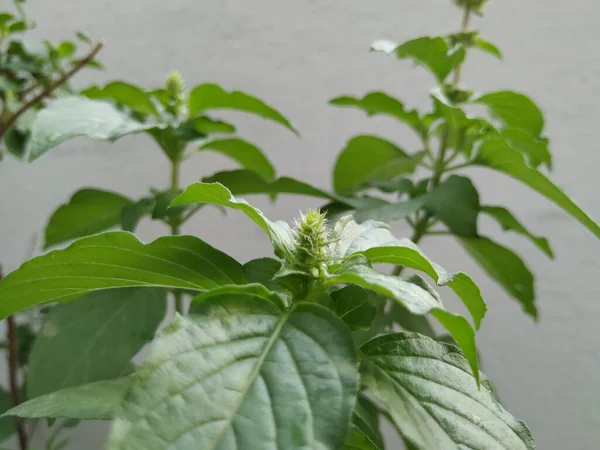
[362,333,535,450]
[82,81,159,117]
[350,396,385,450]
[26,97,161,161]
[329,91,424,138]
[27,288,166,398]
[0,231,246,319]
[482,205,553,258]
[171,182,297,262]
[372,37,465,83]
[476,139,600,239]
[475,91,544,136]
[424,175,480,237]
[474,37,503,59]
[333,135,417,196]
[44,188,134,249]
[107,292,358,450]
[188,83,298,134]
[324,257,478,378]
[4,378,132,421]
[460,236,536,318]
[197,138,275,181]
[330,285,377,331]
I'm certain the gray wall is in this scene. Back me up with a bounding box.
[0,0,599,448]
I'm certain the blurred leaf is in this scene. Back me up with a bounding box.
[475,91,544,136]
[334,135,416,196]
[460,236,536,318]
[82,81,158,117]
[192,116,236,135]
[197,138,275,181]
[482,205,553,258]
[474,37,503,59]
[188,83,297,134]
[45,189,133,248]
[498,128,551,170]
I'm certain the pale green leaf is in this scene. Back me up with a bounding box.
[460,236,536,318]
[362,333,535,450]
[82,81,159,117]
[475,91,544,136]
[482,205,553,258]
[45,189,133,248]
[329,92,424,138]
[197,138,275,181]
[107,292,358,449]
[26,97,161,161]
[172,182,297,262]
[188,83,297,134]
[334,135,417,195]
[476,139,600,239]
[474,37,503,59]
[0,231,246,319]
[498,129,551,170]
[28,288,166,398]
[4,378,132,420]
[372,37,465,83]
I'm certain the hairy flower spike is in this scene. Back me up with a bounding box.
[293,209,330,273]
[165,71,185,116]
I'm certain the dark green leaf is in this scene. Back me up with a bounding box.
[476,139,600,239]
[45,189,134,248]
[107,292,358,449]
[353,198,425,224]
[424,175,480,237]
[4,128,27,159]
[324,257,479,379]
[482,205,553,258]
[0,390,14,442]
[391,303,436,338]
[329,92,424,138]
[198,138,275,181]
[350,396,385,450]
[475,91,544,136]
[188,83,298,134]
[460,236,536,317]
[330,285,377,331]
[120,198,155,232]
[0,231,246,319]
[4,378,132,420]
[172,182,297,261]
[82,81,159,117]
[372,37,465,83]
[362,333,535,449]
[364,177,414,194]
[474,37,503,59]
[334,135,416,196]
[26,97,161,161]
[28,288,166,398]
[243,257,305,295]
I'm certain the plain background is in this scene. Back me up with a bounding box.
[0,0,599,448]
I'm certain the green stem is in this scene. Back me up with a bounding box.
[169,158,184,315]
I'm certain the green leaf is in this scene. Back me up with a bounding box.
[482,205,553,258]
[460,236,536,318]
[27,288,166,399]
[474,37,503,59]
[330,285,377,331]
[476,139,600,239]
[82,81,159,117]
[0,390,15,442]
[334,135,417,196]
[391,303,436,338]
[0,231,246,319]
[188,83,298,134]
[57,41,76,59]
[498,128,552,169]
[192,116,236,135]
[329,92,424,138]
[120,198,155,232]
[197,138,275,181]
[172,182,297,262]
[4,378,132,420]
[475,91,544,136]
[243,257,304,295]
[26,97,161,162]
[362,333,535,450]
[45,189,134,248]
[372,37,465,83]
[424,175,480,237]
[107,292,358,449]
[349,396,385,450]
[353,198,425,224]
[4,128,27,159]
[324,257,479,379]
[343,425,382,450]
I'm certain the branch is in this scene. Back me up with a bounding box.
[0,265,28,449]
[0,42,103,141]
